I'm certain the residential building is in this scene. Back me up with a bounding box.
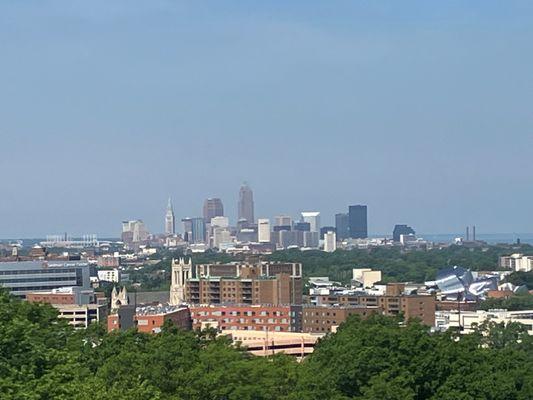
[348,205,367,239]
[257,219,271,243]
[238,183,254,225]
[171,259,303,306]
[0,260,91,298]
[190,304,294,332]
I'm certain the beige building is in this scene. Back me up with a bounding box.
[436,309,533,335]
[223,330,320,357]
[55,303,107,328]
[352,268,382,288]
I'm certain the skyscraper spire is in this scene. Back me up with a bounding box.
[165,197,176,235]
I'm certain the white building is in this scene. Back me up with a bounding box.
[211,216,229,228]
[323,231,336,252]
[301,212,320,232]
[400,234,417,245]
[499,254,533,272]
[435,309,533,335]
[257,219,271,243]
[165,198,176,235]
[213,227,232,249]
[274,215,292,227]
[97,269,121,283]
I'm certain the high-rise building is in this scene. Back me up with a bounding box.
[178,262,303,305]
[257,219,271,243]
[300,212,320,233]
[335,213,349,240]
[181,218,193,242]
[238,183,254,225]
[165,198,176,235]
[348,205,367,239]
[392,225,415,242]
[190,218,206,244]
[324,231,337,252]
[122,220,149,243]
[274,215,292,228]
[203,198,224,222]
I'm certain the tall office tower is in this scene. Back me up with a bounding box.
[238,182,254,224]
[301,212,320,233]
[274,215,292,228]
[335,213,349,240]
[181,218,193,242]
[257,218,271,243]
[203,198,224,222]
[324,231,337,252]
[165,198,176,235]
[190,217,206,243]
[392,225,415,242]
[348,205,368,239]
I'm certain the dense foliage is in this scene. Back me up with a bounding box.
[478,294,533,311]
[268,245,517,283]
[1,289,532,399]
[506,271,533,289]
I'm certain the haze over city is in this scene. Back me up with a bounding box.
[1,1,533,238]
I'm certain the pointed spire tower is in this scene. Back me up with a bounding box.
[165,197,176,236]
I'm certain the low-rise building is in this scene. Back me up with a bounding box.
[435,309,533,335]
[302,305,376,333]
[190,304,297,332]
[107,305,191,334]
[224,330,320,357]
[499,254,533,272]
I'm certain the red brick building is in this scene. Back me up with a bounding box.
[108,305,191,334]
[190,304,296,332]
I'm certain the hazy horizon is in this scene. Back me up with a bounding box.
[1,1,532,238]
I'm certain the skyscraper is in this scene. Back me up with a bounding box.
[238,182,254,225]
[257,218,271,243]
[203,198,224,222]
[335,213,349,240]
[301,212,320,233]
[165,198,175,236]
[324,231,337,252]
[348,205,368,239]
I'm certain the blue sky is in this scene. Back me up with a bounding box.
[1,1,532,238]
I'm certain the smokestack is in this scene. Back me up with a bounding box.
[472,226,476,241]
[466,226,469,241]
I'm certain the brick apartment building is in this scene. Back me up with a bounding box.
[170,259,303,306]
[312,283,436,327]
[190,304,300,332]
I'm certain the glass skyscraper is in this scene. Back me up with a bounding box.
[348,205,368,239]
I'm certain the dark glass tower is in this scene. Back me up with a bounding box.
[335,213,349,240]
[348,205,367,239]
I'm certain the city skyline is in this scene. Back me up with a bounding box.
[1,1,533,237]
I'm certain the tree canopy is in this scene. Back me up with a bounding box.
[1,289,532,399]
